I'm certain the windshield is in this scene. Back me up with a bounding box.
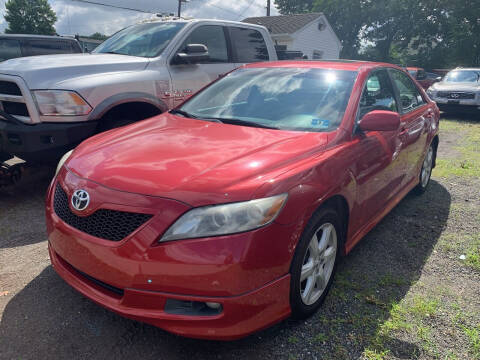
[93,22,185,57]
[179,67,357,132]
[444,70,480,83]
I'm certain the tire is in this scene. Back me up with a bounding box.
[290,207,342,319]
[414,143,434,195]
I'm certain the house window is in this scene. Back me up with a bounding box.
[313,50,323,59]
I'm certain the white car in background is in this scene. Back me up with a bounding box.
[427,68,480,112]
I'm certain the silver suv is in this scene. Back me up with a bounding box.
[0,18,276,163]
[427,68,480,112]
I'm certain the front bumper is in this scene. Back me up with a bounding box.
[0,118,97,163]
[46,168,299,339]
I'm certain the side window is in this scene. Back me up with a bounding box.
[359,70,398,119]
[416,69,427,80]
[229,27,269,62]
[27,40,73,56]
[0,39,22,61]
[179,25,228,63]
[389,70,425,113]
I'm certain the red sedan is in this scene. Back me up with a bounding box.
[46,61,439,340]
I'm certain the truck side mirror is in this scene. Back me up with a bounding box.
[174,44,209,64]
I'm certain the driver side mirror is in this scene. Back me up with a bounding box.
[358,110,400,132]
[174,44,209,64]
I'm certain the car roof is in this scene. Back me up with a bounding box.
[244,60,404,72]
[0,34,77,41]
[406,67,423,71]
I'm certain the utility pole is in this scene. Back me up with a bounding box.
[266,0,270,16]
[177,0,187,17]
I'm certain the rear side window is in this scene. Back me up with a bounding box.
[229,27,269,63]
[26,40,74,56]
[0,39,22,61]
[359,70,397,118]
[389,69,425,113]
[179,25,228,63]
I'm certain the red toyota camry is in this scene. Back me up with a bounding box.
[46,61,439,340]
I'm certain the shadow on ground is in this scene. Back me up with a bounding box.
[0,181,451,360]
[0,165,53,248]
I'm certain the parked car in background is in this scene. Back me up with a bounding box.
[47,60,439,340]
[0,18,277,165]
[427,68,480,112]
[0,34,82,62]
[406,67,441,89]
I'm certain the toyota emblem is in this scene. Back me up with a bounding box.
[71,189,90,211]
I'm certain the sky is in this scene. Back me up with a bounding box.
[0,0,279,36]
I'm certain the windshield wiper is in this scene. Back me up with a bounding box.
[202,117,279,129]
[169,109,198,119]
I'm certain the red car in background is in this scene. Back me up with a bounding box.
[46,60,440,340]
[407,67,442,89]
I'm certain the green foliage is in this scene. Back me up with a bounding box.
[4,0,57,35]
[274,0,315,14]
[89,32,108,41]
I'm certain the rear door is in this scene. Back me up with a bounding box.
[168,24,236,108]
[25,39,77,56]
[388,68,432,185]
[228,26,271,68]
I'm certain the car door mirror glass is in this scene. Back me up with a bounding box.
[358,110,400,132]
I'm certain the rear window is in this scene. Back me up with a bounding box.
[0,39,22,61]
[229,27,269,63]
[26,40,77,56]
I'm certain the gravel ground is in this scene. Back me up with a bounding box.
[0,115,479,360]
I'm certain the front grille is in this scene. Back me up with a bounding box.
[2,101,28,116]
[53,184,153,242]
[0,81,21,96]
[437,91,475,99]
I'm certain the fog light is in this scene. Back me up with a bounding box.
[206,302,221,309]
[164,299,223,316]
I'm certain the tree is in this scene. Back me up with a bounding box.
[89,32,109,41]
[5,0,57,35]
[274,0,315,14]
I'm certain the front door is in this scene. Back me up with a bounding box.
[168,25,236,108]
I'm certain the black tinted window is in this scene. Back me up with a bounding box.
[359,70,397,118]
[389,69,425,112]
[0,39,22,61]
[27,40,74,56]
[180,25,228,63]
[229,27,268,62]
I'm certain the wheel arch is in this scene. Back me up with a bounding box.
[88,92,168,122]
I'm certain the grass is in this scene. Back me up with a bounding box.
[465,236,480,271]
[463,325,480,359]
[434,119,480,178]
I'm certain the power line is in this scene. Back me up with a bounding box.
[70,0,156,14]
[237,0,257,20]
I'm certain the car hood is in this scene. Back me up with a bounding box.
[67,113,329,206]
[0,53,149,88]
[432,82,480,91]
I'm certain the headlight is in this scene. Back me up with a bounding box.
[33,90,92,116]
[55,149,74,176]
[160,193,288,242]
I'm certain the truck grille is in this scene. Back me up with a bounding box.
[0,80,31,122]
[53,184,153,242]
[0,81,22,96]
[437,91,475,99]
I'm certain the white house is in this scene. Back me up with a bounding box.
[243,13,342,60]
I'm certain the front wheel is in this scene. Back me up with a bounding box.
[414,143,434,194]
[290,207,341,319]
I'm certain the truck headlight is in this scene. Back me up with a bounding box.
[160,193,288,242]
[33,90,92,116]
[55,149,74,176]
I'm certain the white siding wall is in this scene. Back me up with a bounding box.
[288,16,341,60]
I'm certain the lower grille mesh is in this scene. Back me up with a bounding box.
[53,184,152,242]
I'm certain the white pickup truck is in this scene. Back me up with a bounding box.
[0,18,277,164]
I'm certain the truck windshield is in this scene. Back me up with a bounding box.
[444,70,480,83]
[178,67,357,132]
[93,22,185,58]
